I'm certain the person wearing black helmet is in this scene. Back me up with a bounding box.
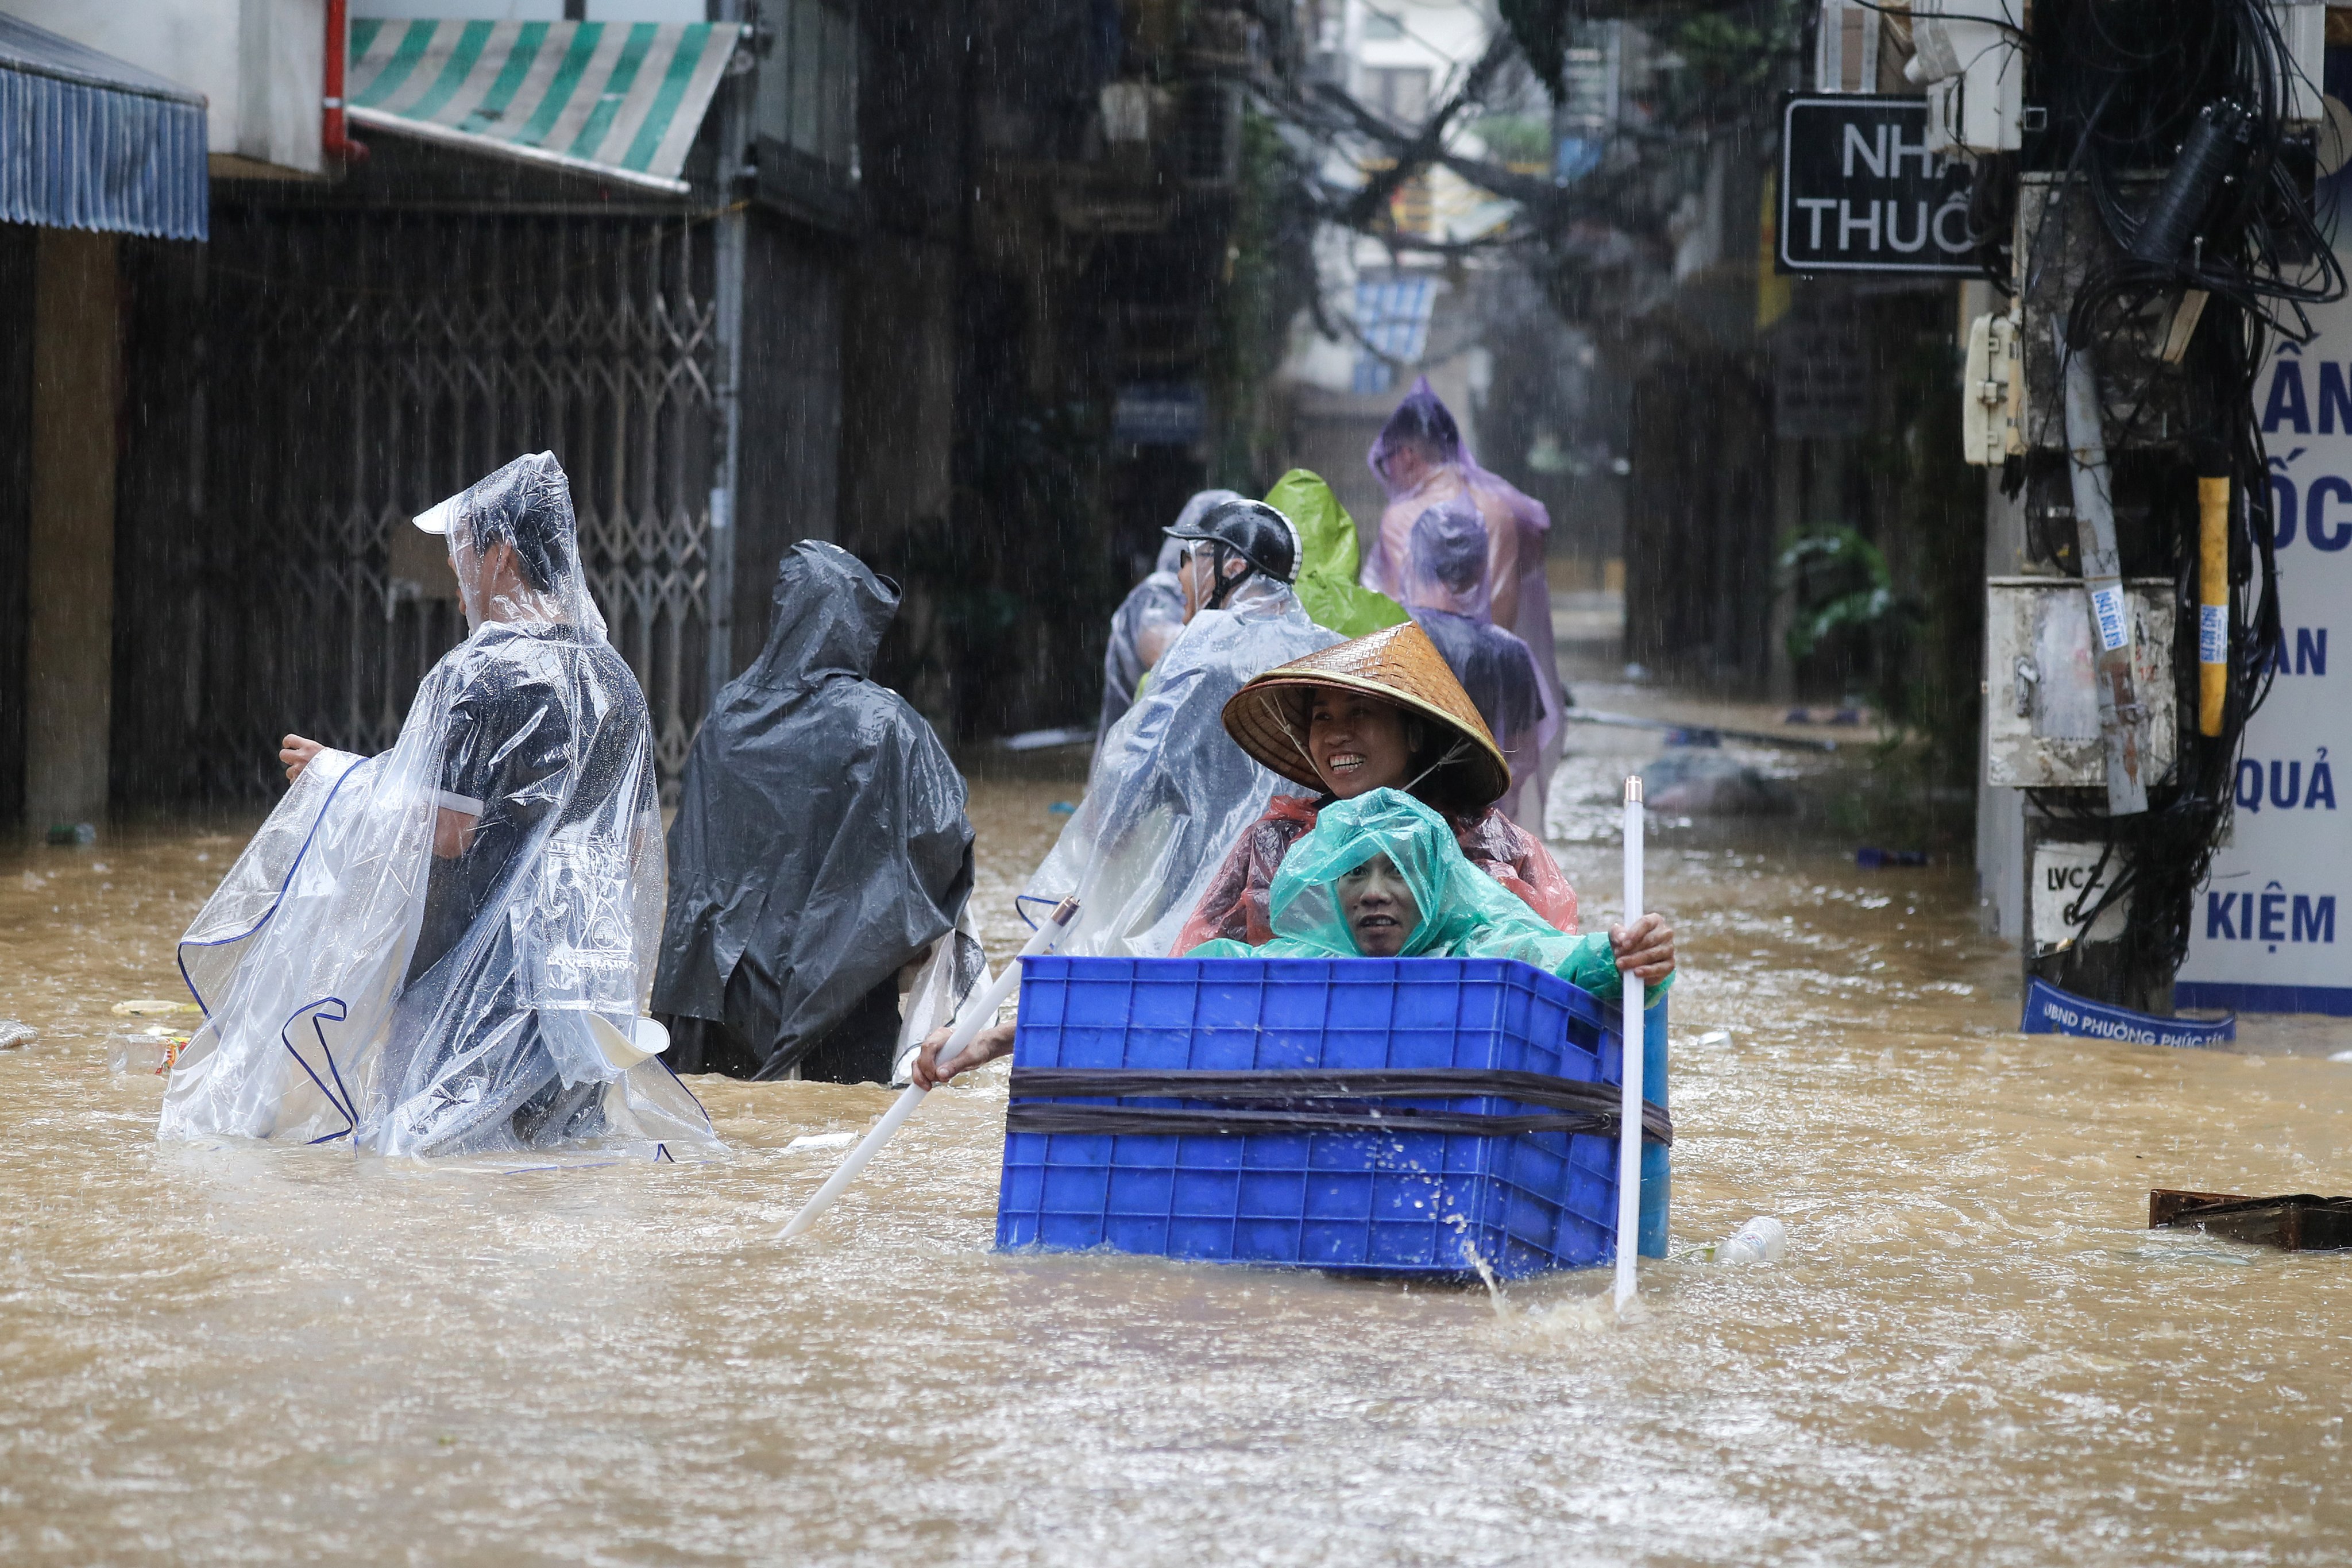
[1164,496,1305,617]
[1015,495,1341,961]
[1095,489,1240,744]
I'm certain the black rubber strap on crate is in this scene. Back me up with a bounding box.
[1006,1067,1671,1144]
[1002,1103,1663,1140]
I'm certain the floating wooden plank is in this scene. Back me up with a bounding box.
[2149,1188,2352,1252]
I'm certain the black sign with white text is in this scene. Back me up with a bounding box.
[1776,95,1977,275]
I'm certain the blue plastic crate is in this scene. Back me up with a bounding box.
[994,956,1669,1280]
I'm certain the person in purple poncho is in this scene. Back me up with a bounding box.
[1361,377,1565,831]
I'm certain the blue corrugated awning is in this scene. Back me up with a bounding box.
[1351,277,1439,395]
[0,12,208,241]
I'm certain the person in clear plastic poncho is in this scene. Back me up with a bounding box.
[161,453,715,1160]
[1018,497,1342,963]
[1097,489,1237,744]
[1362,378,1564,830]
[1187,789,1674,1005]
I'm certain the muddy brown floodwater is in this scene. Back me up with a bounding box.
[2,731,2350,1565]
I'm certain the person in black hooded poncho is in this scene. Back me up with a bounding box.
[652,540,977,1082]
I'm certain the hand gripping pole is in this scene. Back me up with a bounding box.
[777,897,1081,1242]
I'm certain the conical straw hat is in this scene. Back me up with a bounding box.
[1222,620,1511,814]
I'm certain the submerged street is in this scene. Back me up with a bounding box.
[5,732,2347,1565]
[7,0,2351,1558]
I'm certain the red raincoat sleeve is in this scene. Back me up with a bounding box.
[1173,797,1321,953]
[1451,806,1579,933]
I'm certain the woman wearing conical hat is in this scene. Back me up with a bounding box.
[912,623,1673,1091]
[1169,621,1670,980]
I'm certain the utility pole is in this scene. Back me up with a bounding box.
[706,5,750,714]
[1940,0,2339,1014]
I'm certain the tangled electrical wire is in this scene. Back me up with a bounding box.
[2019,0,2345,998]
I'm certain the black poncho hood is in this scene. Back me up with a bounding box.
[750,539,894,686]
[651,540,974,1079]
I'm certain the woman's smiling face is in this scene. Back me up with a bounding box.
[1306,691,1413,799]
[1337,852,1420,956]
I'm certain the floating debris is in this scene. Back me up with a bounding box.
[107,1028,187,1075]
[0,1020,37,1051]
[1709,1216,1788,1265]
[2150,1188,2352,1252]
[1640,750,1791,815]
[997,727,1093,752]
[112,999,201,1017]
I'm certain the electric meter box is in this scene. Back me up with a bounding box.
[1984,577,2177,787]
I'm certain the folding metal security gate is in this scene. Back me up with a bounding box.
[181,208,719,801]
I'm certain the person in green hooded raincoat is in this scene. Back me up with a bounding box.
[1187,788,1674,1001]
[1265,468,1412,641]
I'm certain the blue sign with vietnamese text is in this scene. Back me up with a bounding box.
[2179,332,2352,1015]
[2021,979,2237,1049]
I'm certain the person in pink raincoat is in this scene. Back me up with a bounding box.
[1360,377,1564,831]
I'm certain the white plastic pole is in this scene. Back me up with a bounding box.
[1614,775,1644,1314]
[777,896,1080,1242]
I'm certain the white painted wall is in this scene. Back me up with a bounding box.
[13,0,326,175]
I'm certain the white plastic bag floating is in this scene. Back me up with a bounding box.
[162,453,716,1161]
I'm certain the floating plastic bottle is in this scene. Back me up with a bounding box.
[1713,1216,1787,1265]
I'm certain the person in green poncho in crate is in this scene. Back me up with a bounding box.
[914,787,1670,1088]
[1186,787,1673,999]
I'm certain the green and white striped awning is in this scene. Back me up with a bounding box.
[346,19,743,195]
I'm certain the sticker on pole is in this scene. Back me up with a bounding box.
[2089,582,2131,652]
[2200,603,2228,663]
